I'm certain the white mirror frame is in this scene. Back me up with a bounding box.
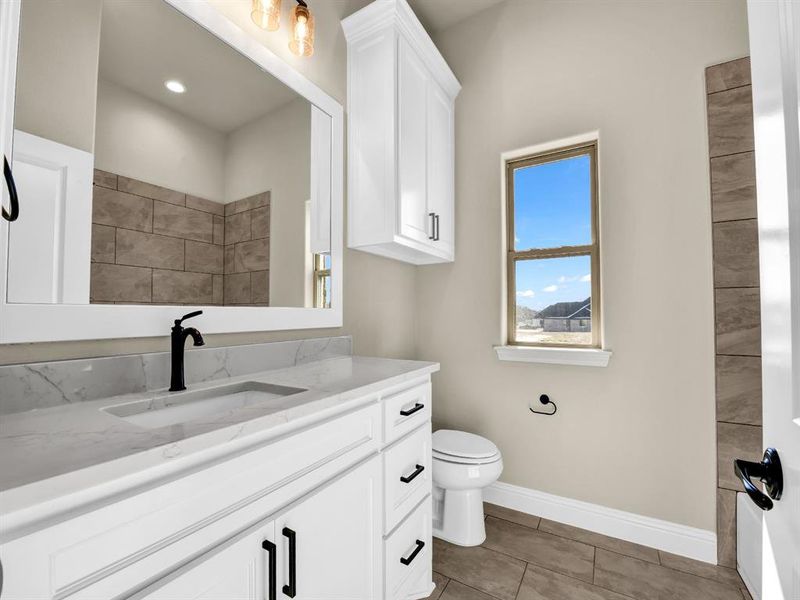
[0,0,343,343]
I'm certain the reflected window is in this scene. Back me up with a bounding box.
[313,253,331,309]
[506,142,600,347]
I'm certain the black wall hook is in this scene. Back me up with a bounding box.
[530,394,557,416]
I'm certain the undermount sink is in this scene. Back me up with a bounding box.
[102,381,308,429]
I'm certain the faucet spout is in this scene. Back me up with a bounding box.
[169,311,204,392]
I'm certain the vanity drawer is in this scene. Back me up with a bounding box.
[385,497,432,600]
[384,424,431,533]
[382,381,431,445]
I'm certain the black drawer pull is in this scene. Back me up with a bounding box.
[3,155,19,222]
[400,540,425,566]
[400,464,425,484]
[261,539,277,600]
[428,212,435,240]
[399,403,424,417]
[282,527,297,597]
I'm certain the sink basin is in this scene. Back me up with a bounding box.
[102,381,308,429]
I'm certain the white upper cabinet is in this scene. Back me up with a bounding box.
[343,0,461,265]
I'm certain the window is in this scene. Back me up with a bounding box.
[313,253,331,308]
[506,142,600,347]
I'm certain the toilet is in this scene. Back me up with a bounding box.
[431,429,503,546]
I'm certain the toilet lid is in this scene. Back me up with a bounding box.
[432,430,499,460]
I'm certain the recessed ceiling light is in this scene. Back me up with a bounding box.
[164,80,186,94]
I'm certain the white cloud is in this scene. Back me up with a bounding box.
[580,274,591,282]
[558,276,567,283]
[543,285,558,292]
[516,289,535,298]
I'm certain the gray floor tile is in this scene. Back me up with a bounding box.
[433,537,525,600]
[658,551,745,590]
[440,580,497,600]
[538,519,659,564]
[594,549,743,600]
[483,516,595,582]
[484,503,541,530]
[518,564,632,600]
[425,572,450,600]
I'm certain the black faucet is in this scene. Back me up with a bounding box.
[170,310,205,392]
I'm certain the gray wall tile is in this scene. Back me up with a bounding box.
[185,241,224,274]
[716,355,762,425]
[213,215,225,245]
[213,275,224,305]
[93,169,117,190]
[186,195,224,216]
[118,175,185,206]
[91,263,151,303]
[251,270,269,304]
[713,220,760,288]
[93,186,153,232]
[251,206,270,239]
[225,192,270,216]
[224,245,235,274]
[224,272,251,304]
[91,224,116,263]
[711,153,757,222]
[718,422,762,490]
[154,201,214,243]
[708,86,754,158]
[234,238,269,272]
[225,211,251,244]
[116,229,184,270]
[706,57,751,94]
[715,288,761,355]
[152,269,213,304]
[717,489,737,567]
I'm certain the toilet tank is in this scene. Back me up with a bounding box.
[737,491,762,600]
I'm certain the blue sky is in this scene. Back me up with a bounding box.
[513,155,592,311]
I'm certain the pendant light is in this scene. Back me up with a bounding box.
[289,0,314,57]
[251,0,281,31]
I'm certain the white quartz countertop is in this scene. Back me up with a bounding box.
[0,355,438,520]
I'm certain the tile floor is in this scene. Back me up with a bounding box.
[426,503,752,600]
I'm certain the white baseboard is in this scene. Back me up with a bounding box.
[484,481,717,564]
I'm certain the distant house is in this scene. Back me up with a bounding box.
[538,298,591,333]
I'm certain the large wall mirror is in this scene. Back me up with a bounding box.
[0,0,343,342]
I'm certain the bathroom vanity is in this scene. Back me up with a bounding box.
[0,341,438,599]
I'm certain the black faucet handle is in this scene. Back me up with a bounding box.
[175,310,203,326]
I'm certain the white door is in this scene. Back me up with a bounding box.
[274,457,382,600]
[7,130,93,304]
[134,521,275,600]
[426,81,455,258]
[746,1,800,598]
[398,38,433,246]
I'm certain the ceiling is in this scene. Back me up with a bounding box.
[407,0,505,33]
[99,0,302,134]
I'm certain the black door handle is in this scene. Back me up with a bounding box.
[400,464,425,484]
[400,540,425,566]
[400,402,424,417]
[434,214,440,241]
[282,527,297,597]
[734,447,783,511]
[2,155,19,222]
[262,539,277,600]
[428,212,436,240]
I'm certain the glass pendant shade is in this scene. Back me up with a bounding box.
[251,0,281,31]
[289,3,314,57]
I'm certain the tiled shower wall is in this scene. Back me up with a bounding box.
[223,193,271,306]
[90,170,270,306]
[705,57,763,568]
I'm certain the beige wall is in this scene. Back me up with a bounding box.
[0,0,416,365]
[95,79,227,202]
[416,0,749,531]
[225,99,311,306]
[14,0,102,153]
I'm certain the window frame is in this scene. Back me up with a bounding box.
[505,141,601,349]
[313,253,331,309]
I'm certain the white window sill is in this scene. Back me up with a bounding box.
[494,345,612,367]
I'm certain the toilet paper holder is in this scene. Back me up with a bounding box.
[530,394,557,416]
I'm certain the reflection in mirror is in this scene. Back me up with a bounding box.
[8,0,331,309]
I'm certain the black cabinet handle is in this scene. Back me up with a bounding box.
[262,539,277,600]
[734,447,783,511]
[282,527,297,597]
[434,214,440,241]
[399,402,424,417]
[2,155,19,222]
[400,540,425,566]
[428,212,436,240]
[400,464,425,484]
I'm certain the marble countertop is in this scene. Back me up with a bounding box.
[0,355,438,521]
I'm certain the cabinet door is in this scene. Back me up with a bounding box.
[274,456,382,600]
[135,522,276,600]
[426,81,455,258]
[397,38,433,246]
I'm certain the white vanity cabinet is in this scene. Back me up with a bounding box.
[343,0,461,265]
[0,377,435,600]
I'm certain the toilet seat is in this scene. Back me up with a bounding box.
[432,430,500,464]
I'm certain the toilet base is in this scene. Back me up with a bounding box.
[432,486,486,547]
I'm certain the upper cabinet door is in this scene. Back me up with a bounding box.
[426,81,455,257]
[274,456,382,600]
[397,38,432,246]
